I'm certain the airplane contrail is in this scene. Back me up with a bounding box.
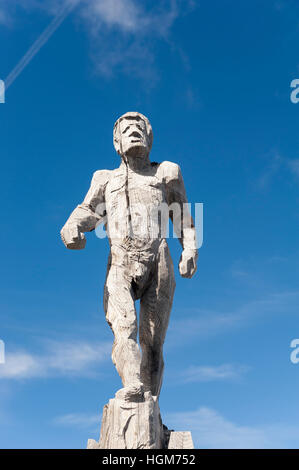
[5,0,80,90]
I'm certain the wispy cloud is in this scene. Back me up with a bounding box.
[53,412,100,430]
[165,407,299,449]
[79,0,181,81]
[54,405,299,448]
[0,352,41,379]
[0,339,111,379]
[0,0,180,33]
[256,152,299,189]
[181,363,249,383]
[80,0,180,36]
[2,0,195,86]
[81,0,145,34]
[169,308,241,341]
[169,289,299,342]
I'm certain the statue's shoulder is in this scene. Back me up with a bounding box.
[91,169,111,186]
[157,161,181,181]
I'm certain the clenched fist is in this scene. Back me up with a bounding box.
[60,224,86,250]
[179,249,198,278]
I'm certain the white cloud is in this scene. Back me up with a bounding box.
[0,0,180,34]
[80,0,180,80]
[165,407,299,449]
[181,363,249,383]
[0,340,111,380]
[169,289,299,343]
[44,340,110,373]
[53,405,299,448]
[79,0,180,36]
[1,0,193,84]
[83,0,142,33]
[168,309,242,342]
[0,352,42,379]
[53,412,100,429]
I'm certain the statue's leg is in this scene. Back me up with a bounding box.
[139,241,176,397]
[104,263,142,389]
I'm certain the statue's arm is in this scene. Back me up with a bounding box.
[60,170,109,250]
[162,161,198,278]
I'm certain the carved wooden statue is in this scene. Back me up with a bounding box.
[61,112,197,449]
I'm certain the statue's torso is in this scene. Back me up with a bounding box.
[104,163,168,251]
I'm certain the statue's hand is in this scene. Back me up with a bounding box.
[179,249,198,278]
[60,224,86,250]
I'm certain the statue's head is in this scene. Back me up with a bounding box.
[113,111,153,159]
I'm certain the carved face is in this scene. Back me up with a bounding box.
[118,115,149,158]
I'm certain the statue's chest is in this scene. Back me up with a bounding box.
[128,172,165,205]
[105,171,166,207]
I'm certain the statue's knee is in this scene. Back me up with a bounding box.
[106,308,137,335]
[112,327,138,357]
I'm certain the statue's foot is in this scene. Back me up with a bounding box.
[115,382,144,402]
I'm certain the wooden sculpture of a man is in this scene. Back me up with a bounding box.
[61,112,197,402]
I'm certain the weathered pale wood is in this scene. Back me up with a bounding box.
[168,431,194,449]
[87,389,195,449]
[62,112,198,449]
[99,391,163,449]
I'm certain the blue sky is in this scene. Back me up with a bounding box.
[0,0,299,449]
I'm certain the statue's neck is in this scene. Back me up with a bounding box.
[120,154,151,172]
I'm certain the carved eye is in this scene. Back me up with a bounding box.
[122,126,130,134]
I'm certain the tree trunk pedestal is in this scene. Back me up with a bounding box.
[87,389,194,450]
